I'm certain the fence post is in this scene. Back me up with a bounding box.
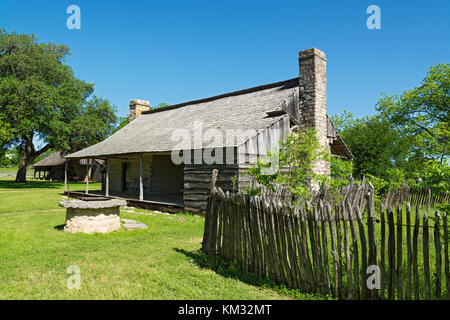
[434,211,442,300]
[423,212,431,300]
[367,183,378,299]
[406,202,412,300]
[443,212,449,300]
[412,204,420,300]
[202,169,219,254]
[396,205,403,299]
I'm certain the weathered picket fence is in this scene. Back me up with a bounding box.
[202,183,449,300]
[384,186,450,209]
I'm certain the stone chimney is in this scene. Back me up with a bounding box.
[298,48,330,174]
[129,99,150,121]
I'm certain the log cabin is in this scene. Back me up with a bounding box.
[65,48,353,213]
[32,151,103,182]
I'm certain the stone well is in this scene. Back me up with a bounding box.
[59,198,127,234]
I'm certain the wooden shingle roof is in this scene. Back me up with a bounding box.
[32,152,66,168]
[66,78,353,160]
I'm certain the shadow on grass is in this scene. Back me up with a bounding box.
[174,248,326,300]
[54,224,65,231]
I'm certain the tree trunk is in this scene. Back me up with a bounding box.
[15,137,34,182]
[15,134,51,182]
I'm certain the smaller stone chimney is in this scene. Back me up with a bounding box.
[129,99,150,121]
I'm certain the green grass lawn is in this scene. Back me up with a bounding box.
[0,179,323,300]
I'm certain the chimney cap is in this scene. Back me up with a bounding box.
[299,48,326,60]
[129,99,150,107]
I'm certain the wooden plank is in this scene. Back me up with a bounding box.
[299,206,315,292]
[260,199,274,281]
[348,203,360,299]
[387,207,396,300]
[275,200,292,287]
[434,211,442,300]
[217,189,225,257]
[292,206,307,291]
[284,203,300,288]
[229,193,235,262]
[335,204,343,299]
[255,197,266,278]
[105,159,110,197]
[85,160,89,194]
[202,190,212,254]
[423,212,431,300]
[268,200,281,282]
[242,196,250,273]
[444,212,449,300]
[396,205,403,300]
[319,202,332,296]
[406,202,412,300]
[412,204,420,300]
[356,206,369,299]
[139,156,144,201]
[64,162,68,193]
[326,204,338,298]
[341,202,352,299]
[307,204,320,293]
[380,203,386,299]
[273,202,287,284]
[314,204,325,295]
[367,183,377,299]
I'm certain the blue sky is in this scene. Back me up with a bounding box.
[1,0,449,119]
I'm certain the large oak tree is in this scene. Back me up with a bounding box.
[0,30,117,182]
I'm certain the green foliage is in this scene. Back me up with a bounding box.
[0,147,22,167]
[68,97,117,152]
[112,116,129,135]
[0,115,13,158]
[376,63,449,161]
[407,159,450,191]
[152,102,169,110]
[0,29,117,181]
[247,128,352,202]
[332,112,416,180]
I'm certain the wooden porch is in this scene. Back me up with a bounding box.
[64,152,186,213]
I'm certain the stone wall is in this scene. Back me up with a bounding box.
[61,199,126,234]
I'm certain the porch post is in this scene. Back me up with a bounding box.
[105,159,110,197]
[139,155,144,201]
[38,170,41,180]
[85,158,89,194]
[64,161,68,193]
[33,169,36,180]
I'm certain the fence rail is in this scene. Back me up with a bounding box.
[202,183,449,300]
